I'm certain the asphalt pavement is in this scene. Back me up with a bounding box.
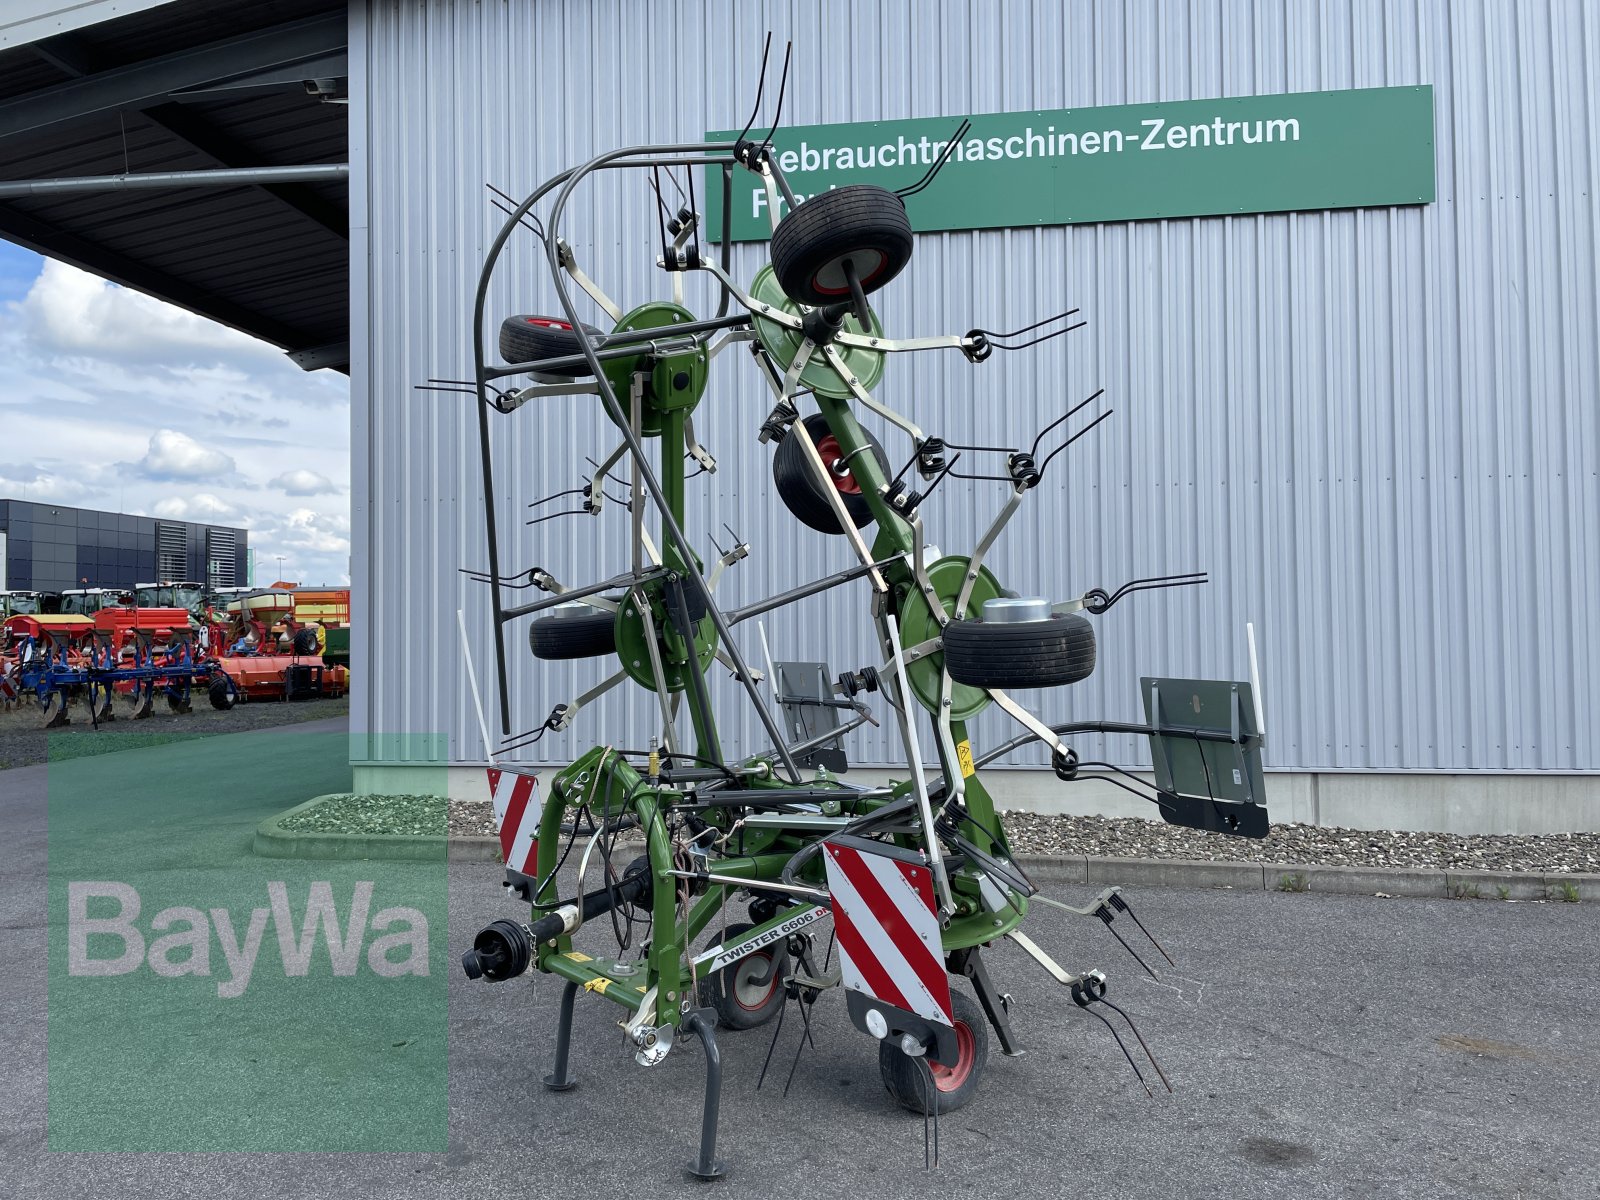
[2,720,1597,1198]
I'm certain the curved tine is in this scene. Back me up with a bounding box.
[986,317,1087,351]
[755,986,787,1092]
[754,41,793,161]
[528,487,589,509]
[1095,997,1173,1092]
[525,509,588,528]
[982,306,1082,342]
[915,451,961,503]
[735,33,774,147]
[782,988,814,1098]
[896,118,971,200]
[1036,409,1114,479]
[1083,1004,1153,1098]
[1030,388,1107,456]
[1100,571,1209,609]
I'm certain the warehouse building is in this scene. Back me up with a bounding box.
[0,498,248,593]
[1,1,1595,832]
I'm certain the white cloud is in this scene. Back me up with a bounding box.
[17,259,281,367]
[0,467,76,501]
[269,467,340,496]
[137,429,236,480]
[0,260,353,585]
[152,493,238,521]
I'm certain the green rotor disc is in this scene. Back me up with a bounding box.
[600,301,708,438]
[614,588,718,694]
[749,265,886,400]
[897,555,1003,721]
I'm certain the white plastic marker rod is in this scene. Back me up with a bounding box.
[884,612,953,917]
[458,608,495,764]
[1246,621,1265,738]
[758,620,779,710]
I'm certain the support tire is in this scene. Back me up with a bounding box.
[697,922,788,1031]
[770,185,913,306]
[941,612,1096,689]
[879,988,988,1115]
[498,315,604,374]
[528,608,617,660]
[772,414,889,534]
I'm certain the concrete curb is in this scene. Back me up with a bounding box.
[253,803,1593,902]
[1019,854,1595,900]
[253,795,452,862]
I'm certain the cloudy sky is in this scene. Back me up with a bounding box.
[0,240,351,584]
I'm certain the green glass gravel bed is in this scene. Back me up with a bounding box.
[277,792,447,836]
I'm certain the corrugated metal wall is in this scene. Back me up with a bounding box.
[352,0,1600,774]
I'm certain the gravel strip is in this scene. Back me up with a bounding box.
[450,802,1600,875]
[450,800,497,839]
[1001,812,1600,875]
[281,792,445,836]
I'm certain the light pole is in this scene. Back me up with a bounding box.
[276,555,284,581]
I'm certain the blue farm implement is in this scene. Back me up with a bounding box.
[3,609,215,726]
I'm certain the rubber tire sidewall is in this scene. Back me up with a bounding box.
[498,315,603,374]
[772,413,889,535]
[942,612,1097,689]
[528,609,617,661]
[699,921,788,1031]
[770,185,914,306]
[878,988,989,1115]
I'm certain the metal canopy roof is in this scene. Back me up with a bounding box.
[0,0,349,372]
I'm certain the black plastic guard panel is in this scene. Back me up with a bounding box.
[1155,791,1270,839]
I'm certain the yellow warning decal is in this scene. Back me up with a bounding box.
[564,951,593,963]
[956,740,976,778]
[583,977,610,995]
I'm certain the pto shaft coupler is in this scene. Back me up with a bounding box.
[461,871,651,981]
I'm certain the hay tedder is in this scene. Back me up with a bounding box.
[451,43,1269,1179]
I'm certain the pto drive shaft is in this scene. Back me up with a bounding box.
[461,871,651,981]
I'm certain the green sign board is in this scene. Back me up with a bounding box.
[707,86,1433,241]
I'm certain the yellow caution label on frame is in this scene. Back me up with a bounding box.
[956,740,976,778]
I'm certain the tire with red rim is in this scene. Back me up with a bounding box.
[698,921,788,1031]
[772,413,890,534]
[770,185,913,306]
[498,314,603,374]
[879,987,989,1114]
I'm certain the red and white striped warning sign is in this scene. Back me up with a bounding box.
[488,766,540,875]
[823,842,953,1026]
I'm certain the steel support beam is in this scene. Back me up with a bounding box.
[25,39,348,242]
[0,164,349,198]
[0,12,346,141]
[138,102,347,239]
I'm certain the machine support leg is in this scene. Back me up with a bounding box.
[948,946,1023,1057]
[542,980,580,1092]
[683,1011,726,1180]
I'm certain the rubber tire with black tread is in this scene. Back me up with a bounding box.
[879,987,989,1115]
[772,413,890,534]
[696,922,788,1031]
[528,609,617,660]
[770,184,914,306]
[208,676,237,710]
[941,612,1096,689]
[292,627,319,656]
[498,315,603,374]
